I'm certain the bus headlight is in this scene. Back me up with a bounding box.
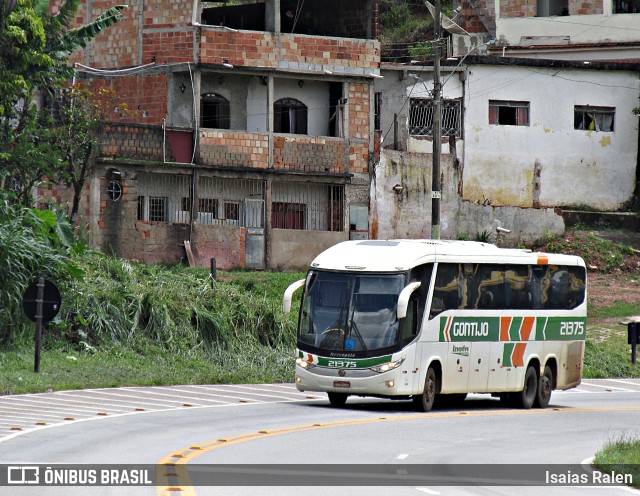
[296,357,309,369]
[371,357,405,374]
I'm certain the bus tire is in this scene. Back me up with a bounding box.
[514,365,538,409]
[414,367,437,412]
[535,365,553,409]
[327,392,348,407]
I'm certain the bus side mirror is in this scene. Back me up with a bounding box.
[397,282,421,319]
[282,279,305,313]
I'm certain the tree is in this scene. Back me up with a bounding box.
[51,84,130,221]
[0,0,125,205]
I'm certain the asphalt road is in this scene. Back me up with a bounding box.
[2,380,640,496]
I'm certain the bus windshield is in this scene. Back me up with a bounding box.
[298,271,406,356]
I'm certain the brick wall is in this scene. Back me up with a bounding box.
[498,0,538,18]
[348,82,370,174]
[99,123,168,161]
[273,136,347,173]
[199,30,379,71]
[142,29,196,65]
[199,130,270,169]
[568,0,602,15]
[85,74,168,126]
[457,0,497,33]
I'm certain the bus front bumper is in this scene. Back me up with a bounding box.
[294,366,412,397]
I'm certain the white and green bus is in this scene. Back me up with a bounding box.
[283,240,586,412]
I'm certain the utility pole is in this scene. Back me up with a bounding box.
[431,0,442,240]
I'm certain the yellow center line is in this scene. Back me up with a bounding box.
[155,404,640,495]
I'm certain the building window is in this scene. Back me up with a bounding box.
[409,99,462,137]
[574,106,615,132]
[137,196,145,221]
[107,180,122,201]
[614,0,640,13]
[201,93,230,129]
[198,197,217,214]
[224,201,240,221]
[374,92,382,132]
[489,100,529,126]
[148,196,167,222]
[272,202,306,229]
[537,0,569,16]
[274,98,308,134]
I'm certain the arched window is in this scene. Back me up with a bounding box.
[201,93,230,129]
[274,98,307,134]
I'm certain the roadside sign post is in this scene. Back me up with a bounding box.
[34,278,44,373]
[628,322,639,365]
[22,278,62,373]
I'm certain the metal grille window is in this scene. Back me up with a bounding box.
[489,100,530,126]
[409,99,462,137]
[148,196,167,221]
[574,106,615,132]
[137,173,191,223]
[197,176,265,227]
[272,182,343,231]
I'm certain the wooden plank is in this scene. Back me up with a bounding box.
[184,240,195,267]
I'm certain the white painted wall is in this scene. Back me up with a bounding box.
[496,14,640,46]
[462,64,639,210]
[274,78,331,136]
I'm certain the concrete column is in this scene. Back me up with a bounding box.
[193,68,202,163]
[265,0,281,33]
[264,176,273,269]
[267,74,274,168]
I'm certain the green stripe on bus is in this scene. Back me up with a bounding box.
[439,317,500,342]
[502,343,515,367]
[509,317,523,341]
[543,317,586,340]
[535,317,547,341]
[440,316,585,342]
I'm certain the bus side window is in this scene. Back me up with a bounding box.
[505,265,530,309]
[567,266,586,309]
[402,297,419,346]
[430,263,461,318]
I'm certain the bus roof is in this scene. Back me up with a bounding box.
[309,239,585,272]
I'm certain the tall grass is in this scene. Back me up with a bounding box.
[0,197,77,345]
[47,253,303,363]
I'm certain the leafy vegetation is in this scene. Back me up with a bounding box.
[593,437,640,488]
[378,0,455,63]
[537,229,639,273]
[0,0,124,204]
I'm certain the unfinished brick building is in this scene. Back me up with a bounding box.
[68,0,380,269]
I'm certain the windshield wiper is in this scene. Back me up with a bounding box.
[348,319,368,355]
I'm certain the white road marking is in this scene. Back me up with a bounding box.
[396,453,410,460]
[0,384,320,442]
[415,488,440,495]
[579,382,635,392]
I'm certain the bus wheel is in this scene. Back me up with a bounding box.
[535,365,553,409]
[414,367,437,412]
[327,392,348,407]
[514,366,538,409]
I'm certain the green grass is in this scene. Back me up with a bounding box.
[0,341,294,395]
[589,302,640,320]
[0,252,305,394]
[583,326,640,379]
[593,437,640,488]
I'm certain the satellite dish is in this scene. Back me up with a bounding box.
[425,1,471,37]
